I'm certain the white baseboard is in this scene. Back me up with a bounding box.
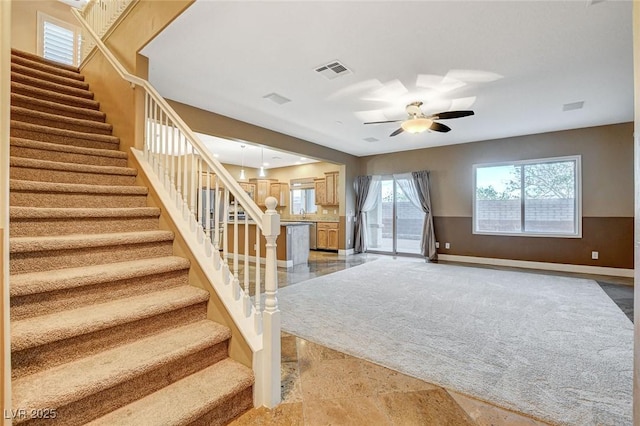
[338,248,355,256]
[437,254,634,278]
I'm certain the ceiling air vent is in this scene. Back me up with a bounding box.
[363,137,379,143]
[562,101,584,112]
[315,60,352,80]
[263,92,291,105]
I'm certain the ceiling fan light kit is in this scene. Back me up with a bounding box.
[401,117,433,134]
[364,101,474,137]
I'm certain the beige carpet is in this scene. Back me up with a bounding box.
[9,48,253,425]
[279,258,633,426]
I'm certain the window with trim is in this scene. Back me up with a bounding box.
[290,178,317,215]
[473,156,581,237]
[37,12,82,66]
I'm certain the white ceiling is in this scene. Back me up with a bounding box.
[196,132,318,169]
[142,0,633,161]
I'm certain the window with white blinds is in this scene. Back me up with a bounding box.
[37,12,81,66]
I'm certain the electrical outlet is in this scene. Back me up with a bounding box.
[323,209,328,214]
[348,239,351,245]
[591,251,599,260]
[435,242,440,248]
[334,209,337,214]
[445,242,450,249]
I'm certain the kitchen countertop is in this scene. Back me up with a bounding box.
[283,218,340,223]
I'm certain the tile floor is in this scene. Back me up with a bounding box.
[230,251,633,425]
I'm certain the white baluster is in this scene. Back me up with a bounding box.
[176,132,182,204]
[243,214,251,316]
[205,165,211,242]
[213,177,220,251]
[262,196,281,408]
[255,225,262,333]
[143,92,150,161]
[222,188,230,283]
[168,124,176,198]
[182,135,189,217]
[232,198,240,297]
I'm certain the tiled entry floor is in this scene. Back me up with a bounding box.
[230,332,550,426]
[230,251,632,425]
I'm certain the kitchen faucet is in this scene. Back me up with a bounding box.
[300,208,306,218]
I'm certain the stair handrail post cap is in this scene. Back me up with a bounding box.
[263,197,280,236]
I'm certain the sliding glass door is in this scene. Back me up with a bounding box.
[366,177,422,255]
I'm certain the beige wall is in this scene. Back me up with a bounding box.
[80,1,193,158]
[360,122,634,268]
[11,0,76,54]
[360,123,634,218]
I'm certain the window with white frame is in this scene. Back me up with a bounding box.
[37,12,82,66]
[473,156,581,237]
[290,178,317,215]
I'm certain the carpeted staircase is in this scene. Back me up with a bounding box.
[8,49,254,425]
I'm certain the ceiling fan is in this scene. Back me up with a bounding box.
[364,101,474,137]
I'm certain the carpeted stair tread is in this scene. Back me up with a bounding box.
[11,93,106,122]
[11,49,80,74]
[11,71,94,99]
[10,157,137,177]
[10,53,83,82]
[9,179,148,195]
[9,206,159,221]
[10,137,127,167]
[11,106,113,134]
[11,81,99,110]
[10,121,119,146]
[12,320,231,411]
[11,62,89,90]
[10,230,174,255]
[11,285,210,352]
[10,255,188,297]
[87,358,254,426]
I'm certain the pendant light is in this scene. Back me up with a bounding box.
[259,147,266,177]
[239,145,246,180]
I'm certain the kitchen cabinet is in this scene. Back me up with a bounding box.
[269,182,289,207]
[250,178,277,206]
[324,171,339,206]
[239,182,256,201]
[317,222,339,251]
[314,172,339,206]
[314,178,326,205]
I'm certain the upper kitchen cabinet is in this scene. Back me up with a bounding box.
[314,178,326,205]
[239,182,256,201]
[250,178,277,206]
[270,182,289,207]
[313,171,339,206]
[324,171,339,206]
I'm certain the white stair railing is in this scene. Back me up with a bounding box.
[78,0,135,61]
[71,2,281,408]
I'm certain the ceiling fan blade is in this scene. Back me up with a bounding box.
[430,122,451,133]
[430,110,475,120]
[364,119,403,125]
[390,128,404,137]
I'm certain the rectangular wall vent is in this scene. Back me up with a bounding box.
[315,60,352,80]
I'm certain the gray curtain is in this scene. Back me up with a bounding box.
[412,170,437,261]
[353,175,380,253]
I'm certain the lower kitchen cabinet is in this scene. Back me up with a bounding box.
[316,222,338,251]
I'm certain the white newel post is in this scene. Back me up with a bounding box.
[262,197,281,408]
